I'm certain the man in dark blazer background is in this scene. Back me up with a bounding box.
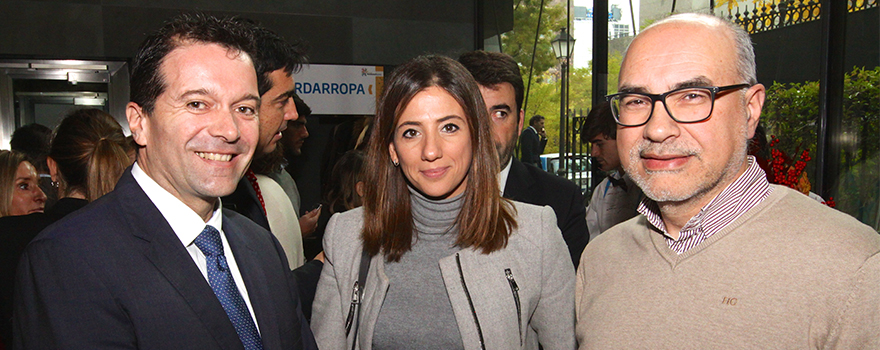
[519,114,547,167]
[459,51,589,267]
[14,14,316,350]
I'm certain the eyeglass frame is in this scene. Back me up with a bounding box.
[605,83,752,127]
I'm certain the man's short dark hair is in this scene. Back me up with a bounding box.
[581,101,616,141]
[130,13,259,115]
[458,51,524,113]
[10,123,52,172]
[529,115,545,127]
[239,19,309,96]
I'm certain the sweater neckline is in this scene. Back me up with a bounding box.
[409,187,464,236]
[649,185,789,267]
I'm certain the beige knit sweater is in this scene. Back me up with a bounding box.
[576,185,880,349]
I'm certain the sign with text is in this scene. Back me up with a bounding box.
[293,64,383,115]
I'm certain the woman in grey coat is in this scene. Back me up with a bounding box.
[311,55,575,350]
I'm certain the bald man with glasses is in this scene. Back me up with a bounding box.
[575,13,880,349]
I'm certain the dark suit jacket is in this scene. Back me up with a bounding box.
[13,170,317,350]
[222,175,322,321]
[222,178,270,231]
[503,158,589,267]
[0,198,87,347]
[519,127,546,167]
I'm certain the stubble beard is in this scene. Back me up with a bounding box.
[250,143,286,174]
[496,134,517,169]
[625,126,749,206]
[291,145,303,156]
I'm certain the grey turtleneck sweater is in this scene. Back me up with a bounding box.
[372,189,465,350]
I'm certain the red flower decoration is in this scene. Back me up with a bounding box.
[756,136,835,208]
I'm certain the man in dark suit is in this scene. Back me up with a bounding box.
[14,14,316,350]
[519,114,547,167]
[459,51,589,267]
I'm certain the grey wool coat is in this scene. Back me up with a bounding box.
[311,202,577,350]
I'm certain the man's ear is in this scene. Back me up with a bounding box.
[517,109,525,136]
[126,102,149,147]
[744,83,765,139]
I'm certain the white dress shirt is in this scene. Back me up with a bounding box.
[585,171,642,242]
[131,162,260,333]
[255,174,305,268]
[498,158,513,194]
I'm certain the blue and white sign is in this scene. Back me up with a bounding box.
[293,64,383,115]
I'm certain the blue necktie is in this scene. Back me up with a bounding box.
[194,225,264,350]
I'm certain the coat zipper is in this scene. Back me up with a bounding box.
[344,281,361,335]
[456,253,485,350]
[504,268,523,346]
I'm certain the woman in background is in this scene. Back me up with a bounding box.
[0,150,46,218]
[312,55,575,350]
[324,149,366,214]
[305,149,366,261]
[47,108,131,204]
[0,108,131,347]
[0,149,46,347]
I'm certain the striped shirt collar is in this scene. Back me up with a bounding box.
[638,156,773,254]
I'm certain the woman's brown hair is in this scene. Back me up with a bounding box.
[49,108,131,201]
[325,150,366,214]
[362,55,517,262]
[0,150,29,216]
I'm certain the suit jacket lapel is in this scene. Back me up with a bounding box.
[117,170,245,350]
[503,159,538,202]
[223,217,285,350]
[224,178,271,231]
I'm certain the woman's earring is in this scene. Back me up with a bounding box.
[50,180,59,188]
[392,160,399,167]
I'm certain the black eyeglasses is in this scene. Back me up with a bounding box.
[605,84,751,127]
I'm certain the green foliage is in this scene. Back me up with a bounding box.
[502,0,565,82]
[569,67,593,113]
[762,66,879,230]
[838,66,879,229]
[519,51,624,153]
[763,66,879,165]
[762,79,820,158]
[505,0,629,154]
[842,66,880,164]
[570,51,624,111]
[523,73,561,151]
